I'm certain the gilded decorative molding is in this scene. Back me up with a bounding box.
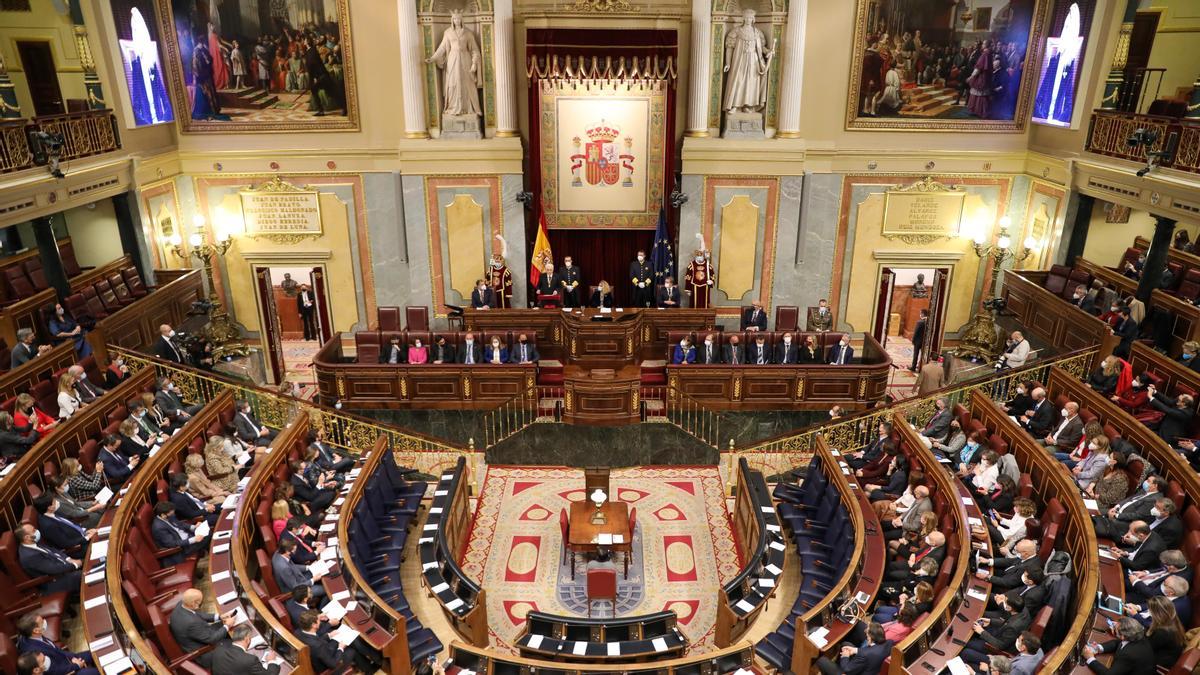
[570,337,578,357]
[631,388,639,410]
[564,389,574,412]
[462,374,472,399]
[336,374,346,398]
[626,337,634,356]
[795,377,804,400]
[526,55,674,81]
[399,376,408,399]
[732,375,742,400]
[565,0,640,13]
[857,377,867,398]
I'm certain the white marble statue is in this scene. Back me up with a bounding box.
[426,10,482,116]
[722,9,774,113]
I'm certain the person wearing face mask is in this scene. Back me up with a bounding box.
[997,331,1029,369]
[629,250,653,308]
[457,332,483,365]
[955,431,986,475]
[1125,575,1192,634]
[919,397,952,443]
[1178,341,1200,372]
[749,335,770,365]
[408,336,429,364]
[1098,300,1126,329]
[1086,356,1121,395]
[559,256,583,308]
[234,400,277,447]
[535,262,561,308]
[994,567,1046,619]
[774,332,799,364]
[849,421,895,470]
[32,494,95,552]
[431,335,456,365]
[485,336,508,364]
[168,472,221,527]
[154,324,185,363]
[808,298,833,332]
[959,594,1032,667]
[14,393,56,437]
[105,356,131,389]
[1126,549,1192,603]
[380,336,405,364]
[864,453,909,502]
[1039,400,1083,450]
[672,336,696,365]
[590,280,614,308]
[486,245,513,309]
[47,302,92,357]
[797,336,818,364]
[656,276,681,308]
[1111,373,1151,414]
[1003,381,1034,418]
[828,336,854,365]
[1081,616,1155,675]
[1144,384,1195,446]
[1143,498,1183,548]
[509,334,539,364]
[1017,387,1054,437]
[1069,283,1088,309]
[723,335,744,366]
[740,299,766,331]
[16,523,82,597]
[1072,436,1111,487]
[884,530,945,581]
[126,401,169,445]
[931,419,966,460]
[15,611,97,675]
[470,278,496,310]
[1111,306,1139,358]
[1109,520,1166,572]
[913,354,946,396]
[47,474,103,529]
[977,539,1041,590]
[155,376,202,422]
[68,365,105,404]
[698,333,721,364]
[684,248,714,308]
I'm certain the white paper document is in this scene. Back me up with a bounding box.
[768,540,785,551]
[966,588,988,602]
[757,578,775,588]
[89,635,114,651]
[308,560,332,577]
[211,570,230,582]
[97,526,112,537]
[429,507,443,514]
[213,542,230,553]
[320,546,339,561]
[946,657,973,675]
[735,599,756,613]
[1083,499,1099,511]
[597,533,613,545]
[446,598,464,611]
[217,591,238,606]
[527,634,544,649]
[807,627,829,649]
[98,649,127,667]
[329,624,360,647]
[607,642,621,656]
[84,595,107,610]
[423,524,438,531]
[95,487,114,506]
[612,534,625,544]
[90,540,109,560]
[431,582,450,594]
[434,490,447,496]
[332,590,352,602]
[652,637,669,652]
[322,600,349,622]
[572,641,588,656]
[319,523,337,532]
[765,564,782,576]
[193,521,210,539]
[85,570,105,585]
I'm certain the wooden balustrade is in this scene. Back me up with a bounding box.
[1001,271,1119,363]
[86,270,204,365]
[444,638,756,674]
[714,457,783,647]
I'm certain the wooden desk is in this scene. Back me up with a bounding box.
[562,365,641,426]
[568,500,631,578]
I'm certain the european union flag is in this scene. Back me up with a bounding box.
[650,209,674,284]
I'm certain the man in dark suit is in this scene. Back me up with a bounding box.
[1082,617,1155,675]
[774,333,800,364]
[749,335,771,365]
[1145,385,1195,446]
[290,462,336,513]
[741,300,767,331]
[1145,499,1183,548]
[309,429,353,475]
[169,589,235,668]
[977,539,1041,591]
[828,336,854,364]
[535,263,560,306]
[379,336,405,364]
[10,328,41,369]
[697,333,721,364]
[470,279,496,309]
[151,502,208,565]
[297,609,376,673]
[67,365,105,404]
[885,531,946,581]
[509,334,539,364]
[15,613,97,675]
[280,519,324,564]
[1039,401,1085,451]
[1111,521,1166,572]
[297,284,319,341]
[430,335,456,364]
[154,324,186,363]
[168,473,220,527]
[154,377,202,422]
[815,622,892,675]
[457,333,483,365]
[722,335,745,365]
[920,397,953,443]
[234,400,277,447]
[960,594,1033,664]
[98,433,137,485]
[212,623,281,675]
[1018,387,1056,438]
[1001,567,1047,616]
[630,251,653,308]
[848,421,894,470]
[33,495,94,553]
[910,308,928,371]
[559,257,583,307]
[656,277,682,308]
[1112,307,1139,359]
[1094,476,1166,540]
[272,538,327,602]
[16,524,81,596]
[1127,549,1191,603]
[1125,575,1192,628]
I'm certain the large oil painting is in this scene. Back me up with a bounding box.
[846,0,1048,132]
[156,0,358,132]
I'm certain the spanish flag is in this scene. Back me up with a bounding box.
[529,206,553,286]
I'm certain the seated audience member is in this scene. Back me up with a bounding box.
[871,469,925,521]
[141,392,178,435]
[15,612,97,675]
[1147,497,1183,548]
[184,453,229,502]
[98,433,139,484]
[68,365,105,404]
[954,431,987,475]
[14,393,57,436]
[883,485,930,540]
[590,280,615,308]
[11,328,50,369]
[723,334,745,365]
[1017,388,1055,437]
[1112,307,1139,358]
[430,335,456,364]
[204,435,242,493]
[741,300,767,331]
[959,595,1033,668]
[380,335,405,364]
[1088,450,1132,512]
[116,419,151,462]
[104,356,131,389]
[1069,284,1089,310]
[33,494,94,552]
[154,324,187,363]
[470,278,495,309]
[749,335,771,365]
[290,459,336,512]
[1009,633,1044,675]
[828,335,854,365]
[697,333,721,364]
[151,502,208,565]
[998,331,1030,369]
[310,428,353,474]
[656,277,682,308]
[984,497,1037,552]
[297,608,379,673]
[1086,355,1121,394]
[234,399,277,446]
[1178,341,1200,372]
[1144,383,1194,446]
[976,539,1040,591]
[168,473,220,527]
[1000,567,1047,616]
[509,334,538,364]
[797,336,818,364]
[864,453,909,502]
[272,538,327,602]
[277,482,322,530]
[857,446,897,482]
[931,419,966,460]
[1082,616,1154,673]
[1122,256,1144,280]
[967,450,1000,493]
[271,500,293,540]
[280,517,324,564]
[127,400,169,445]
[892,512,938,560]
[774,332,799,364]
[407,336,428,364]
[48,303,92,358]
[48,475,103,529]
[880,555,938,603]
[1094,475,1166,540]
[169,589,235,668]
[457,333,482,365]
[672,336,696,365]
[1109,520,1166,572]
[16,523,82,596]
[1124,578,1192,634]
[1059,419,1105,467]
[1142,595,1187,668]
[848,421,894,470]
[155,376,202,422]
[60,457,104,502]
[978,474,1016,513]
[814,621,892,675]
[56,373,85,420]
[885,530,945,581]
[1099,300,1127,329]
[1039,401,1083,450]
[920,397,953,443]
[1003,381,1035,418]
[1072,436,1111,488]
[212,623,281,674]
[1127,549,1192,604]
[485,336,508,364]
[882,603,921,642]
[0,411,39,462]
[1080,280,1105,315]
[874,581,934,623]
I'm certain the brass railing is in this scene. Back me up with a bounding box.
[106,346,482,486]
[662,383,726,449]
[481,385,563,448]
[0,109,121,175]
[0,119,31,173]
[1086,109,1200,176]
[729,347,1099,479]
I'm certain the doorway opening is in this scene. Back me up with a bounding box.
[16,41,65,116]
[250,265,333,397]
[872,266,951,397]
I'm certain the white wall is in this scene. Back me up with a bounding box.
[63,200,124,267]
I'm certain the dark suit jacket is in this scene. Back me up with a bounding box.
[285,599,332,635]
[697,342,721,364]
[378,343,405,364]
[18,544,76,579]
[534,273,559,297]
[590,289,614,308]
[1111,492,1160,524]
[152,516,193,565]
[828,344,855,364]
[457,343,483,364]
[170,489,208,521]
[169,602,227,653]
[10,342,36,369]
[656,285,682,308]
[912,319,927,347]
[1026,400,1056,437]
[234,412,266,443]
[741,307,767,331]
[1087,637,1155,675]
[298,630,345,671]
[17,635,87,675]
[509,342,540,363]
[37,513,86,551]
[1150,516,1183,548]
[722,344,745,365]
[1114,318,1139,351]
[280,529,318,565]
[0,428,38,460]
[470,287,495,309]
[430,342,456,364]
[977,608,1033,652]
[838,640,893,675]
[990,555,1042,590]
[297,290,315,317]
[1149,394,1194,445]
[1120,531,1166,571]
[1006,583,1048,612]
[749,343,771,365]
[1047,415,1085,449]
[211,641,281,675]
[154,337,184,363]
[272,551,313,592]
[774,342,800,364]
[99,447,133,483]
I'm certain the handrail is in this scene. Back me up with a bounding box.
[445,638,756,673]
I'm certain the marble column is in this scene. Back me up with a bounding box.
[33,217,70,297]
[493,0,519,137]
[1137,215,1176,302]
[398,0,429,138]
[775,0,807,138]
[685,0,712,137]
[1062,193,1094,267]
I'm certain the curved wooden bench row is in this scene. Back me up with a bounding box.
[516,610,686,662]
[418,457,488,645]
[715,458,783,647]
[445,638,756,674]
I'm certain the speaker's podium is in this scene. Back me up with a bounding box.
[562,365,641,426]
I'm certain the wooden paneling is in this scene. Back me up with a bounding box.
[87,270,204,364]
[1001,272,1118,365]
[667,361,889,411]
[0,339,77,402]
[0,287,56,348]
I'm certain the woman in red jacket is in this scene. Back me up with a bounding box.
[14,393,57,436]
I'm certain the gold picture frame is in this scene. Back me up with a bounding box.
[882,176,966,244]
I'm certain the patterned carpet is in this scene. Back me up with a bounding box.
[280,339,319,400]
[884,336,920,401]
[460,466,740,652]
